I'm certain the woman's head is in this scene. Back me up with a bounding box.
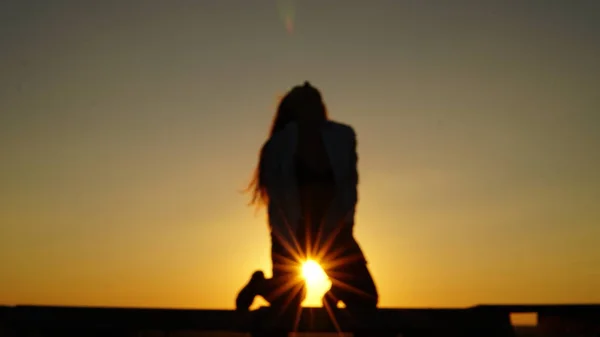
[268,81,328,136]
[247,81,329,208]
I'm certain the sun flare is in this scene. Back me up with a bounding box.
[301,260,331,306]
[302,260,327,284]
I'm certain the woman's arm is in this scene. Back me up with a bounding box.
[264,127,302,248]
[322,123,359,232]
[349,127,359,188]
[346,127,359,216]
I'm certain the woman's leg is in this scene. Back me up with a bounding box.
[324,237,385,336]
[254,237,305,337]
[326,259,378,309]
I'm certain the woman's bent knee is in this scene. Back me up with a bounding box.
[262,274,306,306]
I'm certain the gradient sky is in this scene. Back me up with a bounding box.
[1,0,599,310]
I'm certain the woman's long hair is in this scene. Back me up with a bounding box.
[246,82,328,208]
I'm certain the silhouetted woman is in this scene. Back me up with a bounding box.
[238,82,379,336]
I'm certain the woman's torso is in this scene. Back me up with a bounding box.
[265,121,360,253]
[295,124,337,253]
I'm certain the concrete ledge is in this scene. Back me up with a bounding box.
[1,304,598,336]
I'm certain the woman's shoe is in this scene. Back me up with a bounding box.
[236,270,266,311]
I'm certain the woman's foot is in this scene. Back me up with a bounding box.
[236,270,266,311]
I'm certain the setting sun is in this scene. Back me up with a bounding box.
[301,260,331,307]
[302,260,327,284]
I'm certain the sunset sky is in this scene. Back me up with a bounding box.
[1,0,599,310]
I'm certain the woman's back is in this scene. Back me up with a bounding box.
[263,120,358,232]
[295,123,337,255]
